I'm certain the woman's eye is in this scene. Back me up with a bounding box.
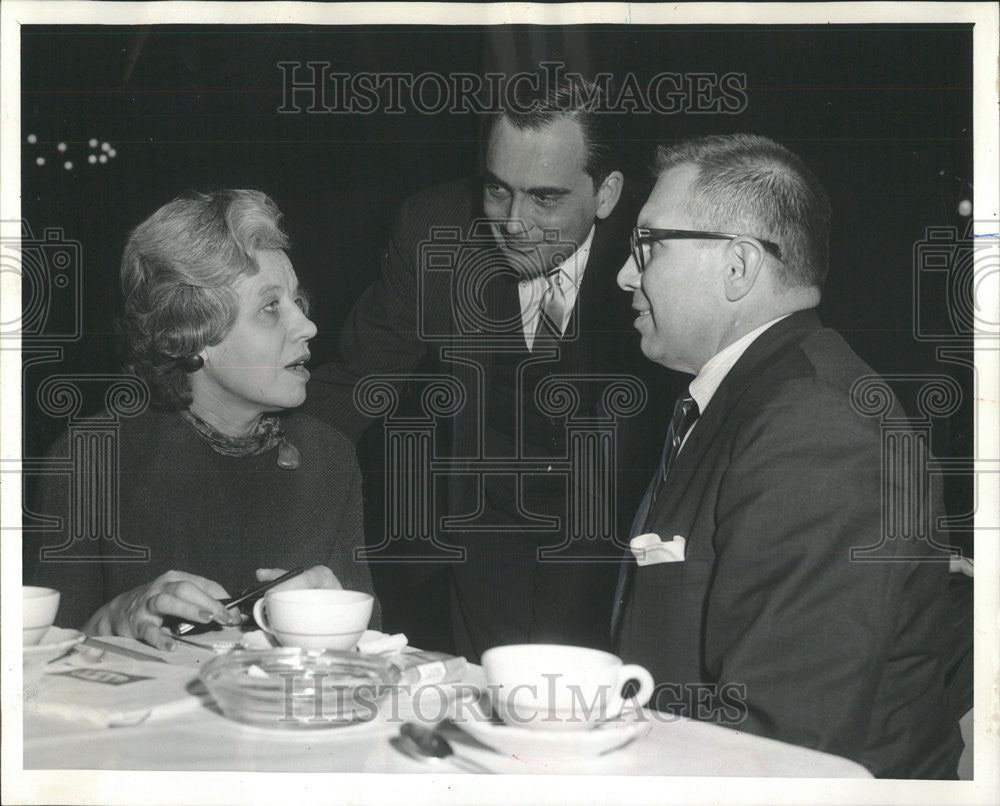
[261,300,279,314]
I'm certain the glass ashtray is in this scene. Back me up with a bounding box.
[199,647,400,729]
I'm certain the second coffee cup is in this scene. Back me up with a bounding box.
[252,589,374,651]
[480,643,655,731]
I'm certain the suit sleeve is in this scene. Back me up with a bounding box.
[703,377,950,769]
[303,195,429,442]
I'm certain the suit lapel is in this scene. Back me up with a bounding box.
[658,309,824,491]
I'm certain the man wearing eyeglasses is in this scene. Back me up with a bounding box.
[612,133,960,778]
[306,74,672,661]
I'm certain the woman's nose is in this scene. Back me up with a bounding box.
[293,307,318,341]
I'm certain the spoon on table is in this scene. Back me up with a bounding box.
[392,722,494,774]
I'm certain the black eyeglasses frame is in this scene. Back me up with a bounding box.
[630,227,782,271]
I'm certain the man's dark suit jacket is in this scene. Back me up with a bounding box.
[305,178,672,634]
[614,310,962,779]
[306,178,663,457]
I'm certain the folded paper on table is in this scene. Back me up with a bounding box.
[352,631,467,685]
[389,649,467,686]
[24,654,206,728]
[356,629,409,655]
[630,533,686,566]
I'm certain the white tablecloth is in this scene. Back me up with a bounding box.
[22,638,871,778]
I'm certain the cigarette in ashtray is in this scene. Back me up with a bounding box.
[237,630,274,651]
[389,650,467,685]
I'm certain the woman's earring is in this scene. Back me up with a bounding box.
[179,354,205,372]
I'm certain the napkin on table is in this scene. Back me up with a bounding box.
[24,652,206,728]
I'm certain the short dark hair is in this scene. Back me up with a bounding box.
[655,134,831,288]
[497,73,619,188]
[118,189,290,410]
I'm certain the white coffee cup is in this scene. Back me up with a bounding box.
[252,589,373,651]
[23,586,61,646]
[480,643,655,731]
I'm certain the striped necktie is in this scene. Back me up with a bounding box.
[651,395,699,504]
[611,393,700,636]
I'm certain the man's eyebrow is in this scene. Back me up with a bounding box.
[527,185,571,197]
[483,171,570,198]
[482,170,511,190]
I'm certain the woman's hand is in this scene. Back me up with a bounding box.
[83,571,239,651]
[254,565,342,591]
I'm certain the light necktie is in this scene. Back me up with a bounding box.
[537,268,567,340]
[611,393,700,636]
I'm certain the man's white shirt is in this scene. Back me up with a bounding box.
[681,313,793,451]
[514,226,595,351]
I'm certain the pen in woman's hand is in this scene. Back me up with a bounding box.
[219,567,307,611]
[174,567,307,636]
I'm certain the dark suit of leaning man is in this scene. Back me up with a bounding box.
[305,75,667,662]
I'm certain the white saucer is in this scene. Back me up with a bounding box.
[23,626,84,661]
[455,698,646,763]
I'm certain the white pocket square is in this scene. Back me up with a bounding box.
[630,533,686,566]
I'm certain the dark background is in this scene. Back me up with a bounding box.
[20,24,975,641]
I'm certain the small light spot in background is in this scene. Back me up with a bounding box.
[36,156,45,166]
[63,161,73,170]
[88,154,97,164]
[957,200,972,217]
[99,154,108,163]
[27,133,37,144]
[89,138,98,148]
[57,142,67,153]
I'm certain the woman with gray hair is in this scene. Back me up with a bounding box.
[27,189,377,650]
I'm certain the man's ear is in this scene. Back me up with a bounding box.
[723,239,767,302]
[594,171,624,219]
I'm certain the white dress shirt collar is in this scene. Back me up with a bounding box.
[518,225,595,351]
[688,314,792,415]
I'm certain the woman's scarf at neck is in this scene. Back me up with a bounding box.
[179,408,300,469]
